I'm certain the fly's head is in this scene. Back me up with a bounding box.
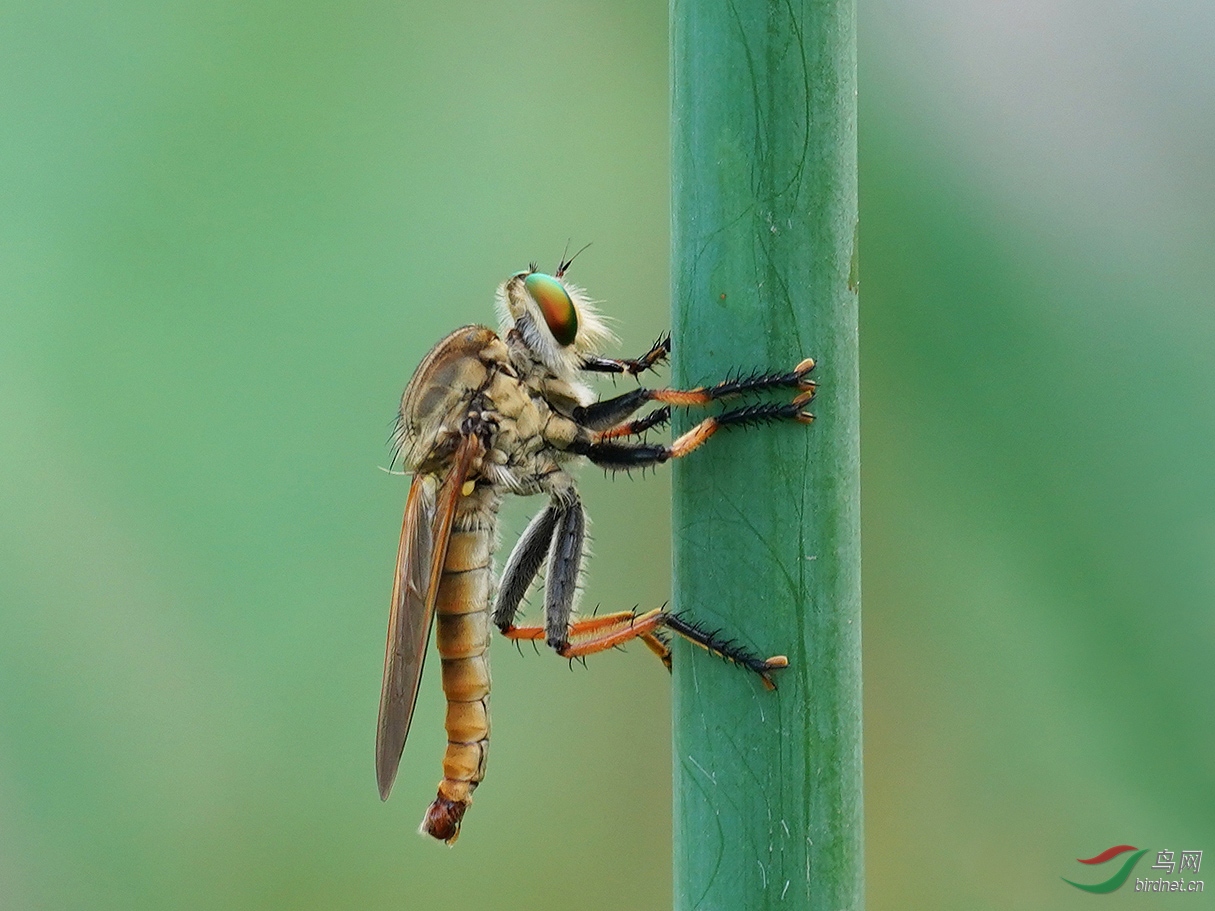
[496,260,612,381]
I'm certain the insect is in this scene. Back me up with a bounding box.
[376,256,816,843]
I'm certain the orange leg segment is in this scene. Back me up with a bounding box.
[639,631,673,669]
[501,610,644,642]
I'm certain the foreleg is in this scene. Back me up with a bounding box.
[581,334,670,377]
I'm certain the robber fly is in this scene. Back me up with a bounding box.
[376,254,816,843]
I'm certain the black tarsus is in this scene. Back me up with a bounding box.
[695,365,815,402]
[660,612,781,683]
[624,406,671,437]
[713,400,809,429]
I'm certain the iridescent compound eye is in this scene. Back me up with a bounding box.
[523,272,578,346]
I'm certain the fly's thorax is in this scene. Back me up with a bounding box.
[540,413,581,450]
[395,326,513,472]
[535,374,593,416]
[502,329,593,413]
[481,367,543,445]
[473,356,587,493]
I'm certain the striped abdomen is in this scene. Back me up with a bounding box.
[421,507,494,843]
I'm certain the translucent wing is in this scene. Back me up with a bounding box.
[375,435,481,800]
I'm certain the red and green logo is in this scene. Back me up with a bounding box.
[1064,845,1149,893]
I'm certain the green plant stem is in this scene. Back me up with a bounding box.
[670,1,861,909]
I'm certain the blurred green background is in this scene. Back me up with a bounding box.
[1,1,1211,909]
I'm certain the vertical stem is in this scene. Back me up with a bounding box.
[670,1,860,910]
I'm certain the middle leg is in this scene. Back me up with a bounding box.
[569,393,815,471]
